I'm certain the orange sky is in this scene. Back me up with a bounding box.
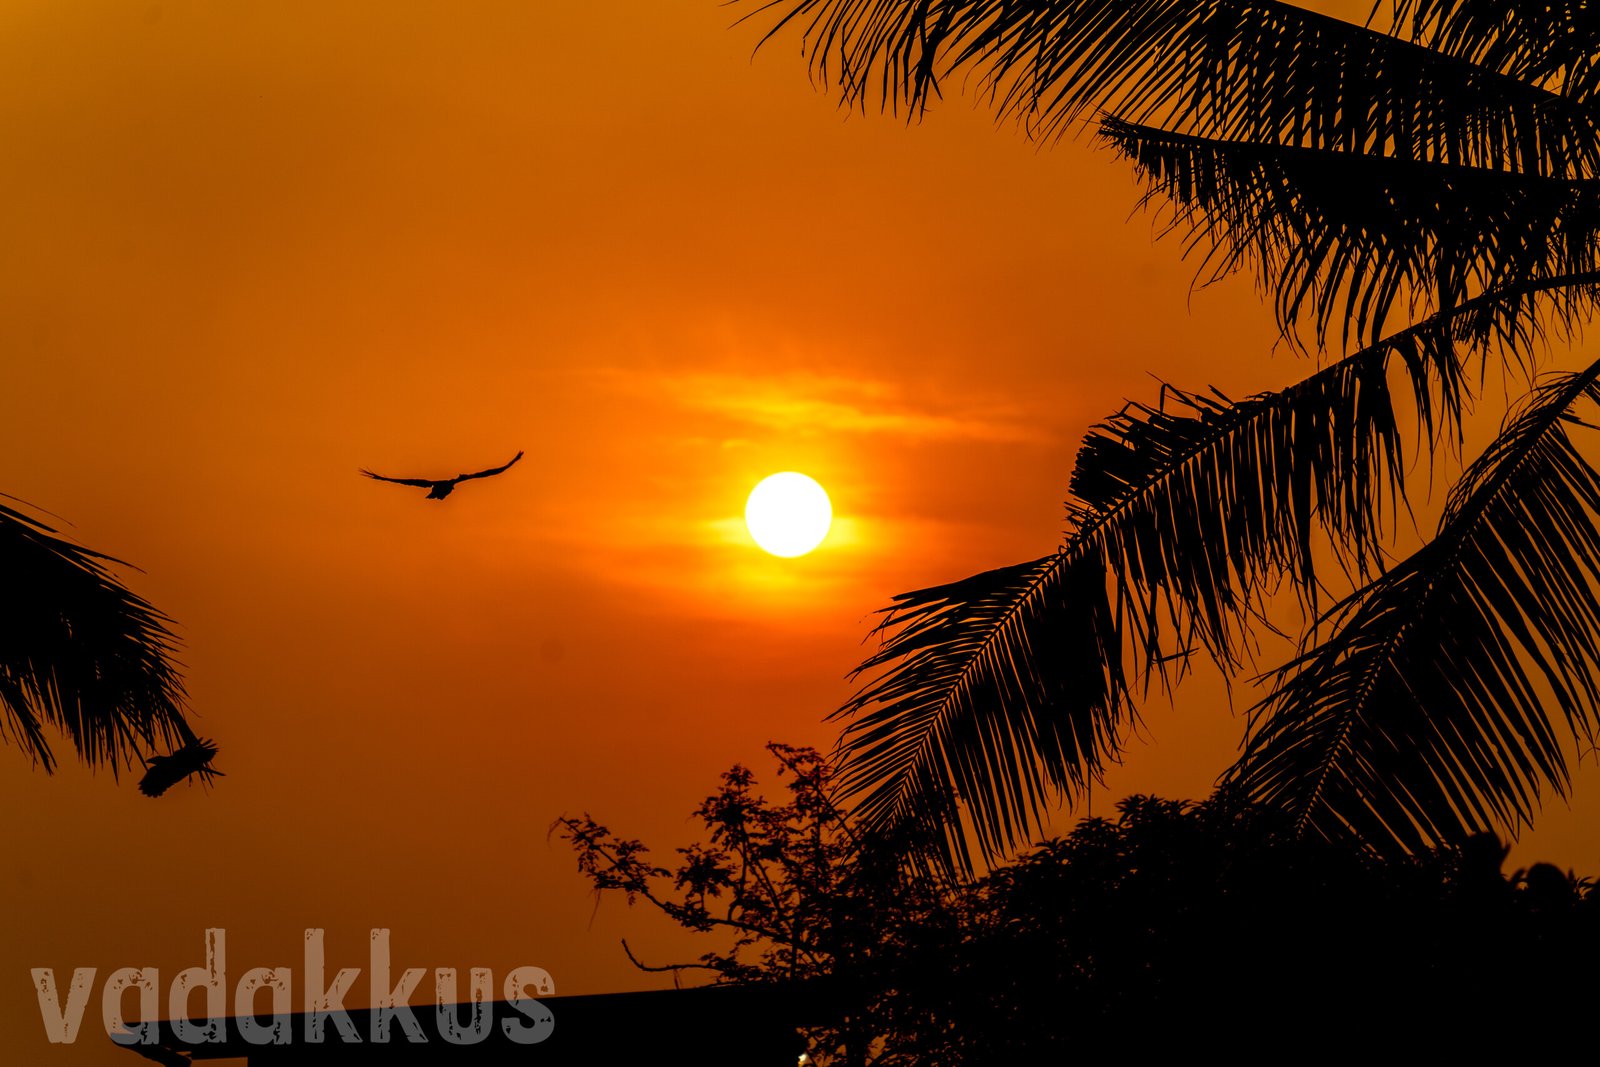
[6,3,1600,1063]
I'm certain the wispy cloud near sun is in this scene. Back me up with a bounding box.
[593,368,1054,445]
[540,365,1078,618]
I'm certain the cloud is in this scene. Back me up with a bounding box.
[593,369,1053,445]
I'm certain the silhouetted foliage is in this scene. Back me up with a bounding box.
[744,0,1600,868]
[557,744,935,1064]
[562,747,1600,1063]
[0,496,220,794]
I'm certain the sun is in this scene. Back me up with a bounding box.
[745,472,832,558]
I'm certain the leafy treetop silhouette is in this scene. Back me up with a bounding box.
[560,745,1600,1064]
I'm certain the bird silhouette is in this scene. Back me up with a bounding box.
[360,450,525,500]
[139,725,222,798]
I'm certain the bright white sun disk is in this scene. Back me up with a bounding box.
[745,472,832,557]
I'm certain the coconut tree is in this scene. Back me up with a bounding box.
[745,0,1600,871]
[0,496,219,796]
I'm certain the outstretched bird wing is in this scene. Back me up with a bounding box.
[455,450,525,482]
[359,468,439,488]
[139,736,222,797]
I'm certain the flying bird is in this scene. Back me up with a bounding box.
[140,730,223,798]
[360,450,525,500]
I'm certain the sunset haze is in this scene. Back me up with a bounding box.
[7,3,1600,1063]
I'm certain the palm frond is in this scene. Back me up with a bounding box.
[1388,1,1600,100]
[835,302,1478,871]
[836,553,1133,875]
[0,499,216,790]
[1103,118,1600,346]
[835,273,1600,872]
[1228,357,1600,854]
[746,0,1600,175]
[1076,354,1421,647]
[756,0,1600,867]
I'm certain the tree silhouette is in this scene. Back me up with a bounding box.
[561,747,1600,1062]
[746,1,1600,869]
[0,497,219,795]
[557,744,939,1066]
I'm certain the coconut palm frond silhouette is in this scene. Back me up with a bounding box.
[0,496,221,796]
[748,0,1600,874]
[360,450,525,500]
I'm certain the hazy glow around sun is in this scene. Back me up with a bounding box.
[745,472,832,557]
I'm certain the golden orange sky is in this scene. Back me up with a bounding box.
[6,3,1600,1062]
